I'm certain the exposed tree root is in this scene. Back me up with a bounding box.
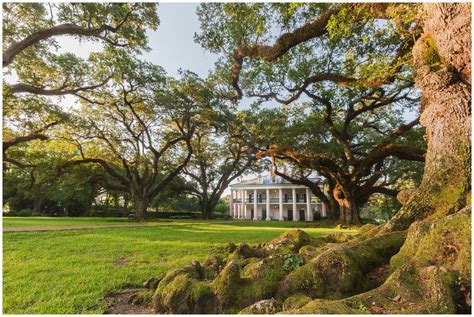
[276,231,406,300]
[283,211,471,314]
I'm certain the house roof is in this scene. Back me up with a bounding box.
[230,175,323,188]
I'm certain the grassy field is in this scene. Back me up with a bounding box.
[3,217,356,314]
[3,216,136,228]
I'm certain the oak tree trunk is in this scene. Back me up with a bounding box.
[133,197,149,220]
[32,196,45,215]
[385,3,471,232]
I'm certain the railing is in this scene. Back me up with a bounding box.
[233,197,321,204]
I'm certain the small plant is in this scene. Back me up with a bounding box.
[282,254,304,271]
[357,302,369,313]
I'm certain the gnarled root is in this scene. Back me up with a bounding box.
[283,211,471,314]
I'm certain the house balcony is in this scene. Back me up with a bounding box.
[233,197,320,204]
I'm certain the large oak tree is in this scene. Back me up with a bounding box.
[60,58,209,219]
[197,3,426,224]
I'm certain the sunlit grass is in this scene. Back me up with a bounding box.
[3,218,356,314]
[2,216,136,228]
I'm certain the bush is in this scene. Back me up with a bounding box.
[16,208,33,216]
[147,211,201,219]
[169,215,192,219]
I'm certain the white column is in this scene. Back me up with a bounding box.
[265,189,271,220]
[233,203,237,218]
[322,202,327,218]
[229,189,234,218]
[243,190,247,219]
[239,189,243,219]
[238,190,243,219]
[278,188,284,221]
[292,188,298,221]
[306,188,313,221]
[253,189,258,220]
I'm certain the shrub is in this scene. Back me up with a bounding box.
[16,208,33,216]
[170,215,192,219]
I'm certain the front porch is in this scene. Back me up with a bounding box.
[229,187,327,221]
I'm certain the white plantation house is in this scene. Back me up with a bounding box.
[229,175,327,221]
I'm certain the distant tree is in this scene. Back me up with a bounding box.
[2,3,159,165]
[182,117,258,219]
[60,61,214,220]
[3,137,100,215]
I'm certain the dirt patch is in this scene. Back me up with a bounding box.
[104,289,153,314]
[113,256,129,267]
[365,263,391,290]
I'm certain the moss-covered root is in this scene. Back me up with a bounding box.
[152,261,217,314]
[285,212,472,314]
[263,229,325,254]
[277,230,407,299]
[391,211,471,293]
[227,243,267,266]
[284,263,463,314]
[212,260,277,313]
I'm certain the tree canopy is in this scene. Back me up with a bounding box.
[4,3,428,223]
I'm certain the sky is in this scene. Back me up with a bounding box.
[144,3,217,78]
[57,3,215,78]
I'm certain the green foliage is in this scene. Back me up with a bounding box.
[282,254,304,271]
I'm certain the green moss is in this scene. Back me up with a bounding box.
[231,278,276,311]
[358,223,378,234]
[392,213,471,282]
[422,36,445,71]
[190,281,211,300]
[203,255,225,280]
[242,254,288,282]
[129,289,154,306]
[298,245,322,258]
[212,260,241,308]
[227,243,265,266]
[324,232,353,243]
[263,229,321,254]
[287,298,364,314]
[152,261,218,314]
[279,231,407,299]
[282,293,312,311]
[431,182,468,219]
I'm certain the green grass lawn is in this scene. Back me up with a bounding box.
[2,216,137,228]
[3,217,356,314]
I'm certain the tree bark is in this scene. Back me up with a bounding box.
[32,196,45,215]
[384,3,471,232]
[133,197,149,220]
